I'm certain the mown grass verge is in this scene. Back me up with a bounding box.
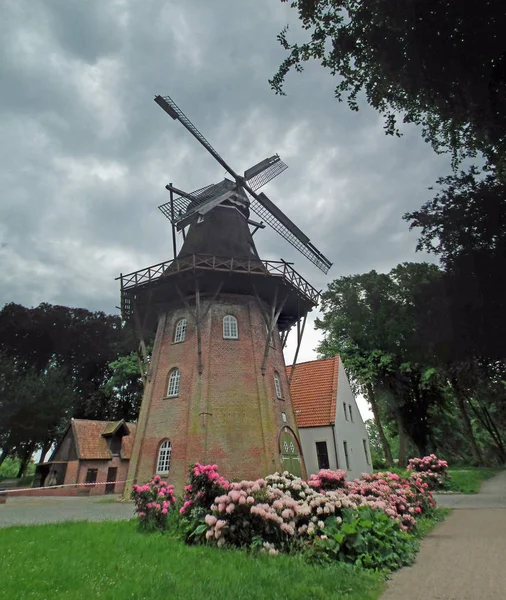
[0,520,385,600]
[446,468,502,494]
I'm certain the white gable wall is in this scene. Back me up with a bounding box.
[333,359,372,479]
[299,425,338,477]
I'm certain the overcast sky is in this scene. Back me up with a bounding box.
[1,0,454,419]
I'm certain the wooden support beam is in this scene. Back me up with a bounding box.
[260,288,288,375]
[176,280,223,376]
[195,280,203,375]
[289,313,307,383]
[169,184,177,260]
[133,302,150,384]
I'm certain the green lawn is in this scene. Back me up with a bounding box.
[447,468,502,494]
[0,520,384,600]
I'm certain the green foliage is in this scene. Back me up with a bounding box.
[0,302,140,463]
[310,507,419,572]
[446,468,503,494]
[404,168,506,362]
[271,1,506,175]
[316,263,445,455]
[0,458,35,480]
[0,521,385,600]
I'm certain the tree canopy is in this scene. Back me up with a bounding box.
[271,1,506,174]
[0,303,142,468]
[316,262,505,465]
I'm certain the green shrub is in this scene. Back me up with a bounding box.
[309,507,419,571]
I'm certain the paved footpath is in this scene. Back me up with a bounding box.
[381,470,506,600]
[0,495,134,528]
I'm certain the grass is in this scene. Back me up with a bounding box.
[447,467,502,494]
[0,520,385,600]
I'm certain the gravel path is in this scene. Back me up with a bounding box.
[382,470,506,600]
[0,495,134,528]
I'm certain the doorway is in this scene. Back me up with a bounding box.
[105,467,117,494]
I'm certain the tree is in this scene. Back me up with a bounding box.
[316,263,446,458]
[0,303,135,418]
[0,357,76,472]
[271,1,506,174]
[0,303,139,466]
[102,349,147,422]
[404,167,506,361]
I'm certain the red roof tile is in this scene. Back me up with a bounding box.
[286,356,339,428]
[71,419,137,460]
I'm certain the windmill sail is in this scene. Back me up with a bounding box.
[155,93,332,274]
[248,192,332,273]
[245,155,288,191]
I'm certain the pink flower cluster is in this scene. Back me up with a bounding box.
[347,471,435,530]
[308,469,348,492]
[131,475,176,530]
[180,462,229,517]
[407,454,449,490]
[408,454,448,474]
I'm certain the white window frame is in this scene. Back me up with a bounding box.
[167,368,180,397]
[274,371,283,399]
[174,318,187,343]
[223,315,238,339]
[156,440,172,473]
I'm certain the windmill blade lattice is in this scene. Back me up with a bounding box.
[159,180,236,226]
[245,155,288,191]
[248,192,331,274]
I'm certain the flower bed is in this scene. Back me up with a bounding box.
[133,460,441,571]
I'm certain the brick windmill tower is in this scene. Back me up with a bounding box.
[121,95,332,493]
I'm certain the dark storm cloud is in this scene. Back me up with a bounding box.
[1,0,449,347]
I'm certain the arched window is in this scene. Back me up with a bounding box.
[167,368,180,397]
[174,318,187,343]
[223,315,238,339]
[156,440,172,473]
[274,371,283,398]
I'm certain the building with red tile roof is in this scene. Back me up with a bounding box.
[33,419,136,496]
[287,356,372,479]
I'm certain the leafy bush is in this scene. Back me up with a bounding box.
[131,475,176,531]
[179,463,229,543]
[310,506,419,571]
[347,471,436,530]
[407,454,450,490]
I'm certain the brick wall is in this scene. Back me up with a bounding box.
[127,293,306,493]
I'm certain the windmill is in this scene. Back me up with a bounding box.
[121,94,332,493]
[154,95,332,274]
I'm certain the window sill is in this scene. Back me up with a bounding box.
[163,395,179,400]
[223,337,239,341]
[172,340,185,345]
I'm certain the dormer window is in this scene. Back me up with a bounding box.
[174,318,187,343]
[223,315,238,339]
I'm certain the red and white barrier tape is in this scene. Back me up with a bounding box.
[0,479,133,494]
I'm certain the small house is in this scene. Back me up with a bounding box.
[288,356,372,480]
[34,419,136,495]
